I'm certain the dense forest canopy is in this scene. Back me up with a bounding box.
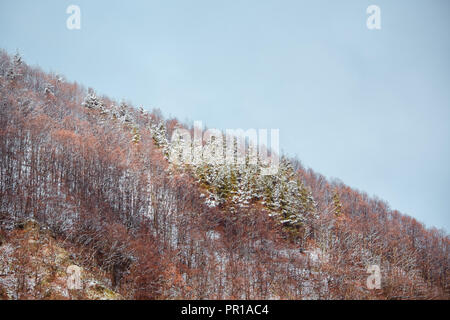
[0,50,448,299]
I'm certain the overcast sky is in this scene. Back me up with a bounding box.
[1,0,449,231]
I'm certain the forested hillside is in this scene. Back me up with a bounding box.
[0,50,448,299]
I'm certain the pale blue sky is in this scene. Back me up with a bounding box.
[1,0,449,231]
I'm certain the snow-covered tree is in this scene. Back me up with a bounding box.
[150,120,169,157]
[82,89,104,110]
[6,52,23,81]
[131,126,141,144]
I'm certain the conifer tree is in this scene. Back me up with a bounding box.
[7,52,23,81]
[131,127,141,144]
[332,190,343,217]
[150,120,169,157]
[82,89,104,110]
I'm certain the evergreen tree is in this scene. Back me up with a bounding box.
[131,126,141,144]
[150,120,169,157]
[332,190,343,217]
[82,89,104,110]
[7,52,23,81]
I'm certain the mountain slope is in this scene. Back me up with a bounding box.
[0,50,448,299]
